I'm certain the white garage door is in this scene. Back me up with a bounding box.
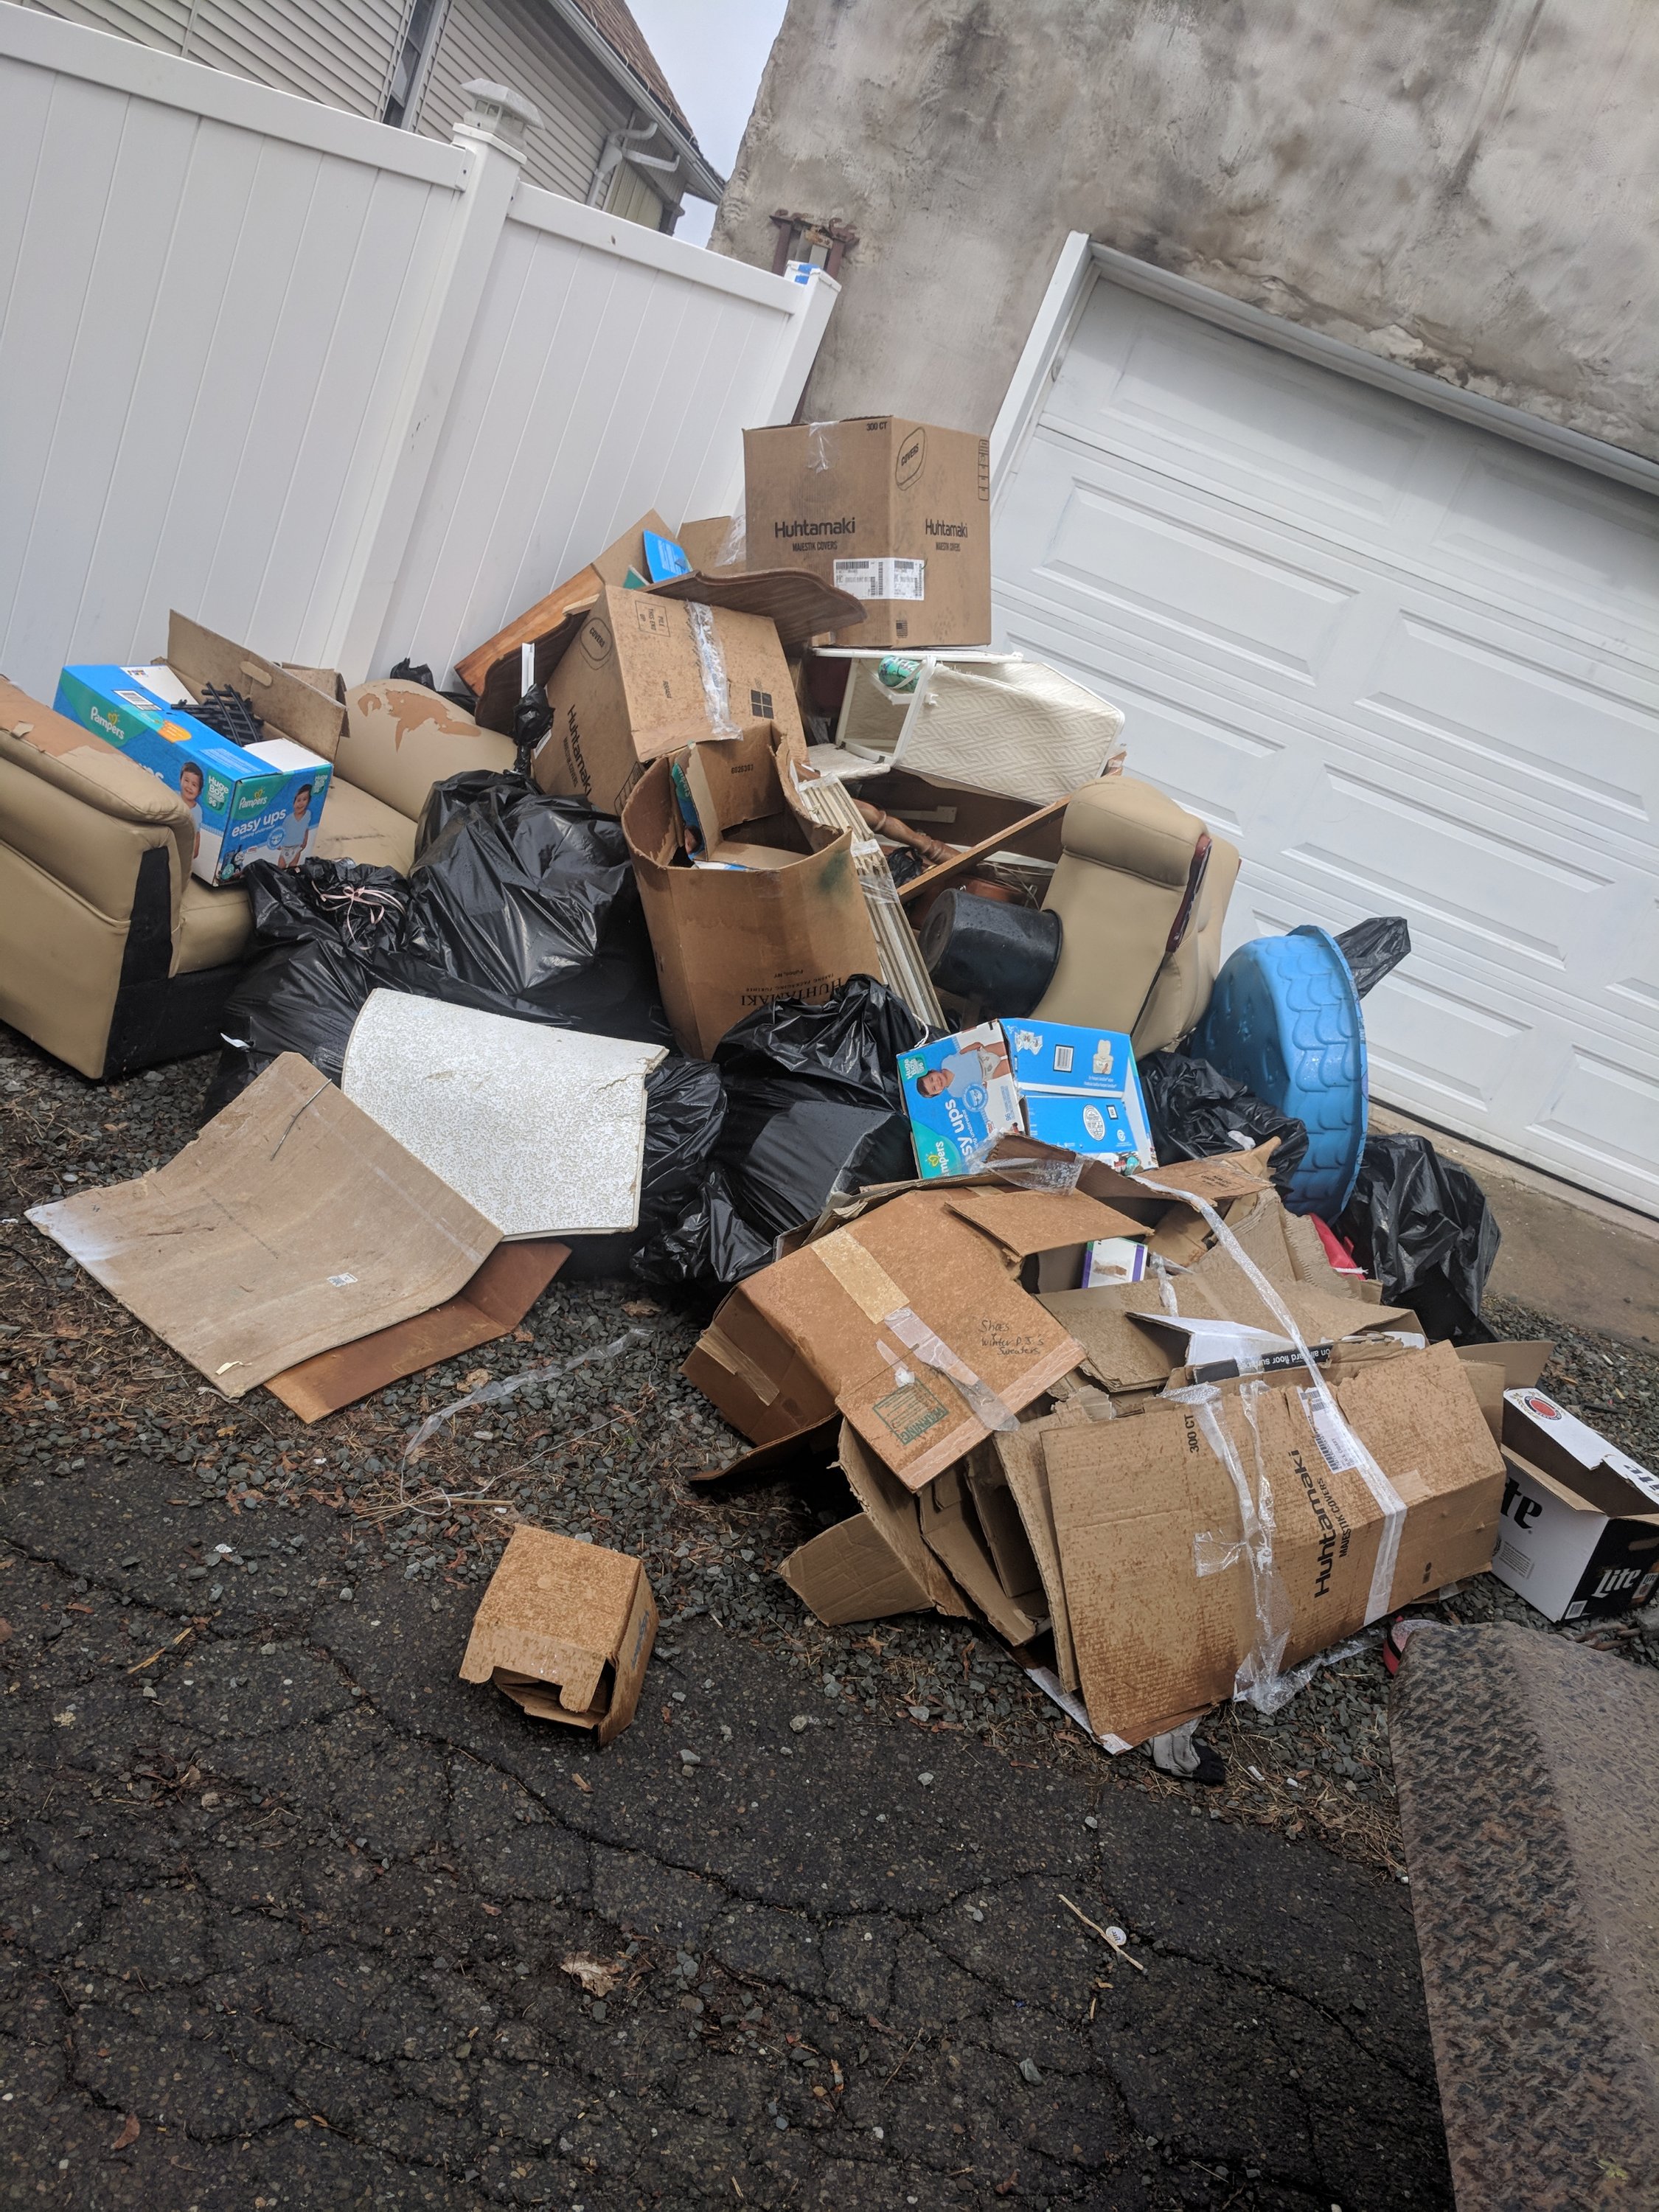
[992,274,1659,1215]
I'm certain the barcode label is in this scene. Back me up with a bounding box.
[1301,1389,1358,1475]
[833,557,925,602]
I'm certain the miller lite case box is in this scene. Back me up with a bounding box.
[743,418,991,648]
[1491,1387,1659,1622]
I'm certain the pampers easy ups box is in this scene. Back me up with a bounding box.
[55,618,338,886]
[1006,1019,1156,1173]
[900,1022,1023,1178]
[743,417,991,650]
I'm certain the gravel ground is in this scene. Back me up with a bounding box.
[4,1028,1658,1885]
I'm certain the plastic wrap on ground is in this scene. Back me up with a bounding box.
[1335,1131,1499,1343]
[1391,1623,1659,2211]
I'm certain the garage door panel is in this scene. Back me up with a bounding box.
[1430,451,1659,639]
[1354,611,1657,834]
[1051,293,1435,531]
[1533,1051,1659,1197]
[1611,904,1659,1012]
[1040,470,1355,685]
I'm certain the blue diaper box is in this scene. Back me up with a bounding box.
[55,661,333,888]
[898,1021,1023,1179]
[1004,1018,1156,1172]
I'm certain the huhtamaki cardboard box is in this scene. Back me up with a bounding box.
[682,1180,1145,1491]
[743,418,992,649]
[534,583,804,817]
[459,1524,658,1745]
[54,612,344,887]
[621,723,881,1057]
[1489,1388,1659,1622]
[1043,1340,1507,1748]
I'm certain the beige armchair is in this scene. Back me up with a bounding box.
[1035,774,1240,1054]
[0,676,514,1081]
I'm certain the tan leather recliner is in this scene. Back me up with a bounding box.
[0,678,514,1081]
[1034,775,1239,1054]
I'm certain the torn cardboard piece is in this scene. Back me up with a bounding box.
[781,1423,968,1626]
[460,1524,657,1745]
[339,993,667,1237]
[1045,1340,1506,1747]
[1489,1387,1659,1622]
[265,1239,568,1422]
[683,1181,1138,1490]
[647,568,866,657]
[27,1054,498,1396]
[622,722,882,1058]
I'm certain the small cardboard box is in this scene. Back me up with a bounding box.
[1045,1340,1507,1747]
[621,723,881,1057]
[684,1180,1145,1490]
[459,1525,658,1745]
[744,417,992,649]
[898,1022,1023,1178]
[55,613,342,886]
[535,583,804,816]
[1489,1388,1659,1622]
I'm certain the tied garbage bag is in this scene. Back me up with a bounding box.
[1335,916,1411,999]
[1335,1132,1500,1343]
[631,977,924,1287]
[205,773,665,1116]
[1138,1051,1310,1195]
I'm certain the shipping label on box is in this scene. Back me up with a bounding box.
[899,1022,1023,1178]
[1489,1387,1659,1621]
[55,664,331,886]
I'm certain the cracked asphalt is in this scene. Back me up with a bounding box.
[0,1457,1449,2210]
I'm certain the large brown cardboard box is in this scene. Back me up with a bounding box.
[459,1524,658,1745]
[683,1180,1145,1490]
[744,418,992,649]
[1043,1340,1507,1748]
[534,584,803,816]
[622,723,881,1057]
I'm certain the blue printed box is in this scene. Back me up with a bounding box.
[55,663,332,888]
[898,1021,1023,1179]
[1004,1018,1157,1172]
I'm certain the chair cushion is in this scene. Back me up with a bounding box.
[313,777,420,874]
[336,681,515,821]
[175,876,253,975]
[1057,774,1204,886]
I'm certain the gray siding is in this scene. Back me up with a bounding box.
[416,0,639,204]
[24,0,408,116]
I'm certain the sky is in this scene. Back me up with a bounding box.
[624,0,791,245]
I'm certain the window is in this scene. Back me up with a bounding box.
[383,0,446,128]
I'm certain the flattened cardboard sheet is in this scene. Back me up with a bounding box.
[459,1525,658,1745]
[780,1424,968,1626]
[27,1054,497,1397]
[265,1240,568,1422]
[647,568,866,656]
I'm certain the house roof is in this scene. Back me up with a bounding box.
[569,0,698,146]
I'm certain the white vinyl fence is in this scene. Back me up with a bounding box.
[0,4,835,699]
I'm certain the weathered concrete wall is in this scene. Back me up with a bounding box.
[713,0,1659,458]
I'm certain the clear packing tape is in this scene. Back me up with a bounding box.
[878,1307,1019,1435]
[686,601,736,735]
[1137,1174,1412,1714]
[403,1326,653,1462]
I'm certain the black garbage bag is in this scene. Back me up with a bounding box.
[1335,916,1411,998]
[1335,1133,1499,1343]
[202,776,667,1116]
[404,773,664,1043]
[630,978,925,1288]
[1139,1050,1310,1194]
[512,683,554,775]
[389,658,478,714]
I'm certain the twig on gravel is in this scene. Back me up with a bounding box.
[125,1624,197,1675]
[1057,1891,1146,1972]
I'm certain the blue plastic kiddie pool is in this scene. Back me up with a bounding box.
[1189,924,1368,1217]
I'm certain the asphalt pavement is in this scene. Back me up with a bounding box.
[0,1453,1450,2211]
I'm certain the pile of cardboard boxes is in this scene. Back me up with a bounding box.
[26,410,1658,1753]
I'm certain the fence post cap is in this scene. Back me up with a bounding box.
[456,80,542,158]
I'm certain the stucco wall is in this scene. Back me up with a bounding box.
[712,0,1659,458]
